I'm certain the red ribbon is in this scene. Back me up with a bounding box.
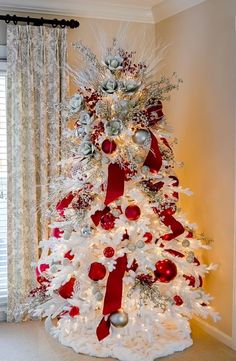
[160,211,185,241]
[96,254,127,341]
[104,163,125,206]
[91,206,110,226]
[56,192,75,217]
[144,131,162,172]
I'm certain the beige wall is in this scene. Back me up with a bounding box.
[156,0,236,337]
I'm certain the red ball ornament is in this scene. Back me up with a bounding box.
[143,232,153,243]
[102,139,117,154]
[125,205,141,221]
[88,262,106,281]
[69,306,80,317]
[103,247,115,258]
[58,277,76,299]
[101,213,116,230]
[154,259,177,283]
[64,250,74,260]
[173,295,183,306]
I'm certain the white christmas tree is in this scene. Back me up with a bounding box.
[31,39,219,361]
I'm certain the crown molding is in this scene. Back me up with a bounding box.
[153,0,206,23]
[0,1,154,24]
[0,0,207,24]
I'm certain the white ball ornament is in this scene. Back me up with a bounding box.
[132,129,150,145]
[110,309,129,328]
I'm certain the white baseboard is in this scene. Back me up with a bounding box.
[193,317,235,350]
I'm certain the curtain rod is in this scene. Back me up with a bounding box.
[0,14,80,29]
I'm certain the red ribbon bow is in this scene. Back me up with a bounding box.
[96,254,127,341]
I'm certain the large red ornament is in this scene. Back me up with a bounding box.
[173,295,183,306]
[89,262,106,281]
[64,250,74,260]
[143,232,153,243]
[102,139,117,154]
[100,213,116,230]
[125,205,141,221]
[154,259,177,283]
[58,277,76,299]
[69,306,80,317]
[103,247,115,258]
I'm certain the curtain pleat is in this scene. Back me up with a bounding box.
[6,25,68,321]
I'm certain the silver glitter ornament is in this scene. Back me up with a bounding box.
[110,309,129,328]
[81,225,93,237]
[182,239,190,247]
[127,244,136,252]
[132,129,150,145]
[136,240,145,248]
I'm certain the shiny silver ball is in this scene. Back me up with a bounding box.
[132,129,150,145]
[110,309,129,328]
[80,225,93,237]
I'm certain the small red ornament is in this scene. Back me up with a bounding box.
[103,247,115,258]
[101,213,116,230]
[64,250,74,260]
[173,295,183,306]
[69,306,80,317]
[125,205,141,221]
[88,262,106,281]
[143,232,153,243]
[154,259,177,283]
[58,277,76,299]
[102,139,117,154]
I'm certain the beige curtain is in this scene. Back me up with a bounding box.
[6,25,68,321]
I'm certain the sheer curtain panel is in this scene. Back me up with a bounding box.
[6,25,68,321]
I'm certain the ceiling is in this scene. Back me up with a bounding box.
[0,0,206,23]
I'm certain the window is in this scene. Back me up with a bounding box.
[0,61,7,320]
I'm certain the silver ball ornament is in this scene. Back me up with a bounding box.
[110,309,129,328]
[80,225,93,237]
[132,129,150,145]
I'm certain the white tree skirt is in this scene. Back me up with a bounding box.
[46,313,193,361]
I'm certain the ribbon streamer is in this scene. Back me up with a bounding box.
[144,131,162,172]
[56,192,75,217]
[160,211,185,241]
[96,254,127,341]
[104,163,125,205]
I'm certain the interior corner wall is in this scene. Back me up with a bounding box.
[155,0,236,338]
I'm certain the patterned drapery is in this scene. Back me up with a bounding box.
[6,25,68,321]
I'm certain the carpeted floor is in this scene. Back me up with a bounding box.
[0,320,235,361]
